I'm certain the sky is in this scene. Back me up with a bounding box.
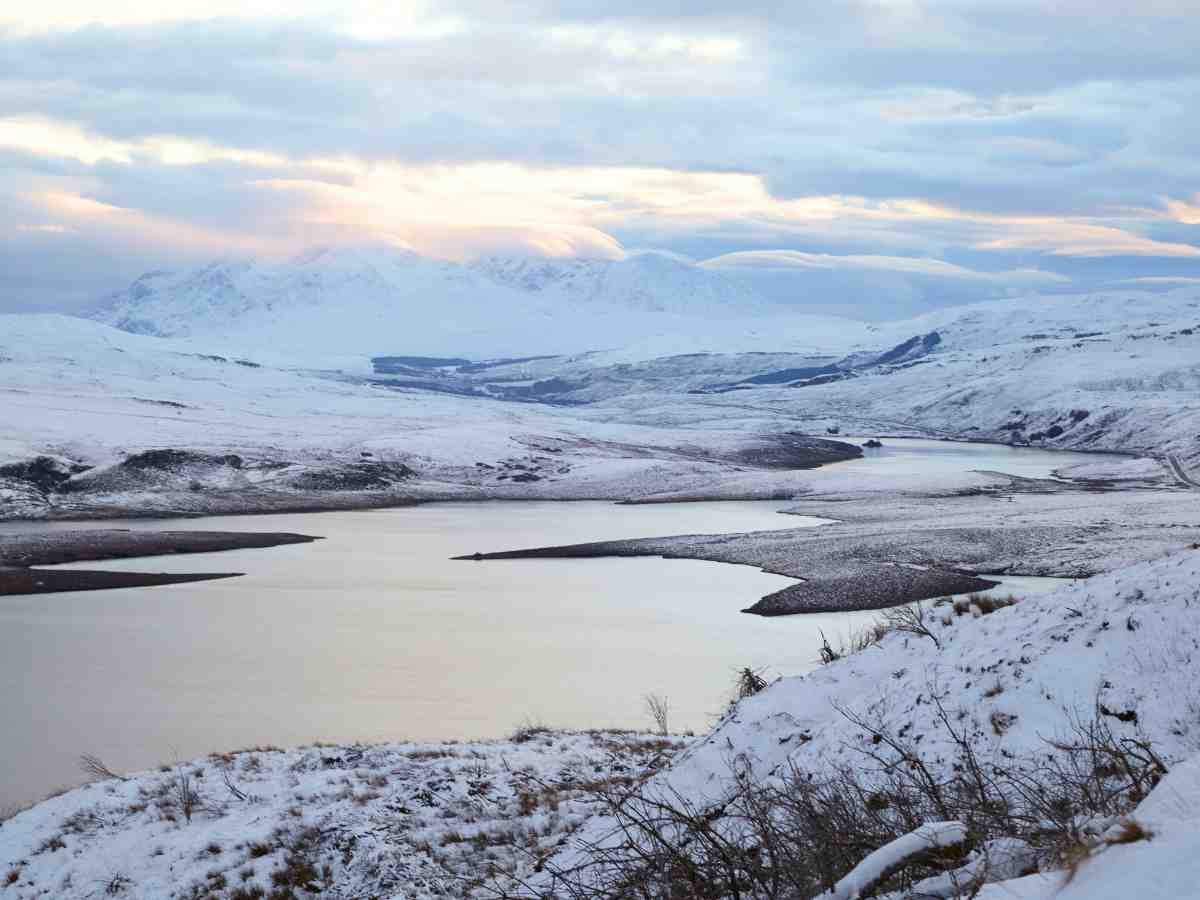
[2,1,1199,316]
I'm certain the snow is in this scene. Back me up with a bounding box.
[88,245,875,360]
[974,754,1200,900]
[0,731,688,900]
[681,546,1200,790]
[548,546,1200,888]
[816,821,967,900]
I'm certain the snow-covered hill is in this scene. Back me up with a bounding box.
[90,246,798,359]
[6,279,1200,517]
[702,286,1200,467]
[471,250,771,316]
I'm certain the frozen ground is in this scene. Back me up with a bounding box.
[0,731,687,900]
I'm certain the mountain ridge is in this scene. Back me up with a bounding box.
[89,246,784,357]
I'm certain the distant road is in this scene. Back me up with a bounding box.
[1166,453,1200,489]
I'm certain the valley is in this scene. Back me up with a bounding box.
[3,248,1200,900]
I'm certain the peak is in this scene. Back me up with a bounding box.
[623,250,697,268]
[290,243,421,270]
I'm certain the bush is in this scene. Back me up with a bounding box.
[511,698,1167,900]
[733,667,768,701]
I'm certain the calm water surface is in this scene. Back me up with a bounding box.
[0,439,1103,808]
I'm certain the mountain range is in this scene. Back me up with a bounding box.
[89,245,797,359]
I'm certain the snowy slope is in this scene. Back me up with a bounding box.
[629,546,1200,799]
[0,731,687,900]
[558,285,1200,467]
[903,286,1200,352]
[975,753,1200,900]
[1,313,886,519]
[546,546,1200,892]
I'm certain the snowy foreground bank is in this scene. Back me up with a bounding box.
[0,731,687,899]
[3,548,1200,899]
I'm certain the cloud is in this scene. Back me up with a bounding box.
[15,223,71,234]
[1116,276,1200,285]
[1,4,1198,315]
[1164,194,1200,225]
[702,250,1069,284]
[698,249,1076,320]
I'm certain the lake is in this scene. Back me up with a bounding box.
[0,439,1104,809]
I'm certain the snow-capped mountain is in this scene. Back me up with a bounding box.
[470,251,770,316]
[90,245,783,358]
[91,245,551,354]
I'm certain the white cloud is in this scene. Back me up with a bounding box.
[701,250,1068,283]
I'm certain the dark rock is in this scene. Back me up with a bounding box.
[874,331,941,366]
[288,461,416,491]
[789,372,853,387]
[744,364,841,385]
[120,449,242,472]
[730,434,862,470]
[372,355,472,374]
[0,456,75,494]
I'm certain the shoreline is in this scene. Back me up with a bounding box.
[0,530,320,596]
[455,538,1000,614]
[0,432,1142,526]
[0,438,1185,609]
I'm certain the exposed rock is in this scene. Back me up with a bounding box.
[287,461,417,491]
[0,457,77,494]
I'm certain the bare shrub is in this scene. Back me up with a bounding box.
[733,667,768,701]
[80,754,127,783]
[222,770,249,801]
[846,621,890,653]
[509,697,1168,900]
[817,630,841,665]
[644,694,670,736]
[818,622,891,667]
[943,592,1022,618]
[172,768,201,823]
[511,718,552,744]
[102,872,132,895]
[880,601,942,649]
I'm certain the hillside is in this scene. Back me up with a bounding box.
[538,545,1200,897]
